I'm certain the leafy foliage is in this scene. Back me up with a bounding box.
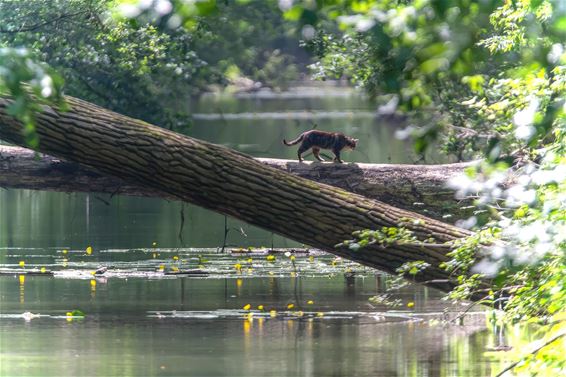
[0,48,65,148]
[189,1,309,91]
[0,0,308,130]
[115,0,309,92]
[287,0,565,374]
[0,0,208,128]
[337,226,419,251]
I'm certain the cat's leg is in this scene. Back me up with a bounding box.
[312,148,325,161]
[297,144,309,162]
[332,149,344,163]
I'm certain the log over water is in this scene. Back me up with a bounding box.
[0,145,475,221]
[0,96,477,295]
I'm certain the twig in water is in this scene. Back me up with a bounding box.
[178,204,185,246]
[220,216,229,254]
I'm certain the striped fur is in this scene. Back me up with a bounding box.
[283,130,358,163]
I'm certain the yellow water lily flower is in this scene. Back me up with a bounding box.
[172,255,179,261]
[307,300,314,305]
[258,305,264,311]
[86,246,93,255]
[243,304,251,310]
[316,312,324,317]
[266,255,276,261]
[407,302,415,308]
[269,310,277,318]
[287,303,295,310]
[40,267,46,273]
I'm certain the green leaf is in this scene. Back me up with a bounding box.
[554,16,566,32]
[284,6,304,21]
[70,309,86,317]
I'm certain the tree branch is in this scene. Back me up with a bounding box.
[0,10,91,34]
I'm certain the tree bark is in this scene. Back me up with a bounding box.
[0,96,476,294]
[0,145,475,221]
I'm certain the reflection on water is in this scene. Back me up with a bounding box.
[0,89,499,376]
[191,110,377,120]
[0,248,494,377]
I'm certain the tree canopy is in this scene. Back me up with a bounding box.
[0,0,309,128]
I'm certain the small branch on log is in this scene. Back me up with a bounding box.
[0,145,477,221]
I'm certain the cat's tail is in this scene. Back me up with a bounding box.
[283,133,304,146]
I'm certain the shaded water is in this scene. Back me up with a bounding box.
[0,87,504,376]
[1,247,495,377]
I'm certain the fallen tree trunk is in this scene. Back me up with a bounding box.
[0,145,475,221]
[0,145,172,199]
[0,95,476,294]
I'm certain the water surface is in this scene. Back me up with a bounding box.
[1,247,494,377]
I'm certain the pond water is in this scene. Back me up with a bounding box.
[0,86,506,376]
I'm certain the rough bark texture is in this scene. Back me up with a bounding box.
[258,158,476,222]
[0,145,475,221]
[0,96,475,293]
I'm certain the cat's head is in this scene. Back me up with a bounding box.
[346,137,359,150]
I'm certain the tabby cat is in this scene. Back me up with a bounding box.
[283,130,358,163]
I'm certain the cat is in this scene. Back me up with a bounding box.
[283,130,358,163]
